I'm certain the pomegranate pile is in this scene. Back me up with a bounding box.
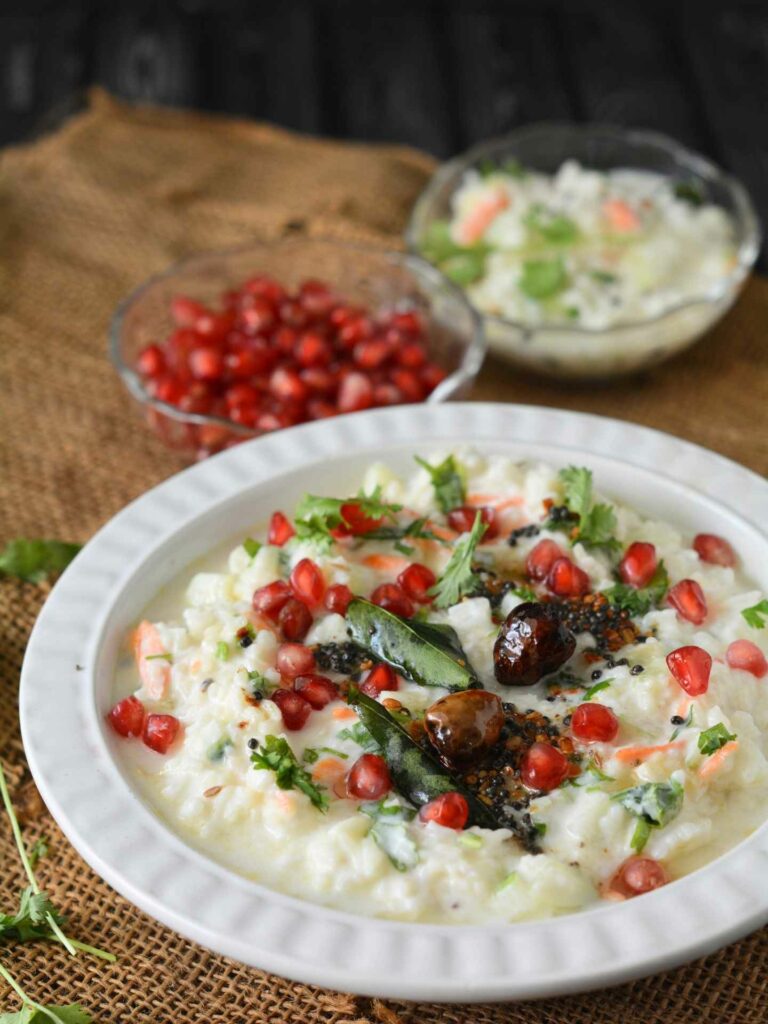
[108,450,768,924]
[134,276,447,455]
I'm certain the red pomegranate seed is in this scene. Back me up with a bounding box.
[396,342,427,368]
[421,364,447,392]
[547,557,590,597]
[353,338,392,370]
[526,539,564,581]
[338,372,374,413]
[278,598,313,641]
[276,642,316,679]
[372,383,403,406]
[447,505,497,539]
[693,533,736,567]
[324,583,353,615]
[619,542,658,588]
[143,713,181,754]
[370,583,414,618]
[361,663,398,697]
[107,696,146,738]
[338,317,373,348]
[224,347,260,379]
[610,856,668,897]
[666,645,712,695]
[571,703,619,743]
[269,366,309,404]
[299,279,335,316]
[389,368,425,402]
[726,639,768,678]
[339,502,383,535]
[170,295,208,327]
[300,366,336,393]
[667,579,707,624]
[273,326,299,354]
[268,511,295,547]
[241,276,286,305]
[294,331,333,368]
[294,674,339,709]
[346,753,392,800]
[178,382,214,415]
[195,310,235,343]
[225,382,261,409]
[137,343,166,377]
[389,310,423,335]
[306,399,336,420]
[328,304,360,329]
[279,299,310,329]
[418,792,468,830]
[271,689,311,731]
[252,580,292,621]
[240,299,276,334]
[520,741,570,791]
[397,563,436,603]
[188,346,225,381]
[153,375,187,405]
[290,558,326,607]
[229,402,260,428]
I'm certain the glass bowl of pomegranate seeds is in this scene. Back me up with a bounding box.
[110,238,485,458]
[407,123,760,380]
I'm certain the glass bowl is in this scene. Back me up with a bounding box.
[109,238,485,458]
[405,123,761,380]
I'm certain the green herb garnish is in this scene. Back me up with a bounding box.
[337,721,380,753]
[533,822,547,837]
[458,832,483,849]
[590,269,618,284]
[245,669,273,696]
[207,737,233,763]
[419,222,490,285]
[497,871,519,891]
[251,736,328,811]
[518,257,568,300]
[429,511,487,609]
[583,679,613,700]
[0,961,92,1024]
[215,641,229,661]
[613,780,683,853]
[698,723,737,756]
[28,837,49,871]
[670,706,694,741]
[524,204,579,246]
[361,516,444,550]
[604,562,670,616]
[414,454,465,514]
[742,599,768,629]
[555,466,620,553]
[302,746,349,765]
[243,537,261,559]
[0,539,81,584]
[144,652,172,663]
[360,798,418,871]
[293,487,402,551]
[673,180,705,206]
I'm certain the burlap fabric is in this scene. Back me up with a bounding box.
[1,89,766,1023]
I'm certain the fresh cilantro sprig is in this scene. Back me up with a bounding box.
[360,516,446,556]
[293,488,402,551]
[302,746,349,764]
[523,205,579,246]
[0,961,92,1024]
[414,454,465,513]
[251,736,328,811]
[613,780,683,853]
[552,466,620,554]
[360,798,418,871]
[419,221,490,286]
[583,678,613,701]
[698,723,737,756]
[336,722,380,753]
[519,257,568,300]
[0,540,81,584]
[742,599,768,629]
[604,562,670,616]
[429,512,487,609]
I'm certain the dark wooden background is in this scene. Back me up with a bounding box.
[2,0,766,267]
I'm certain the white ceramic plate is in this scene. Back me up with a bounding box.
[19,403,768,1002]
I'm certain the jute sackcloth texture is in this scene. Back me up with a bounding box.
[1,89,767,1023]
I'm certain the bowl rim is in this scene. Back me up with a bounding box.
[108,237,486,433]
[404,121,762,337]
[18,402,768,1001]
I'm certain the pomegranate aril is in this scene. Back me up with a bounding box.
[353,338,392,370]
[300,366,336,393]
[241,276,286,305]
[273,326,299,354]
[298,279,335,316]
[271,689,311,731]
[370,583,414,618]
[611,856,668,897]
[170,295,209,327]
[137,343,166,377]
[396,342,427,368]
[361,663,398,697]
[667,579,707,624]
[225,382,261,409]
[666,644,712,695]
[693,533,736,567]
[338,317,373,348]
[619,542,658,588]
[240,299,276,334]
[143,713,181,754]
[195,310,235,343]
[229,402,260,428]
[294,674,339,709]
[290,558,326,606]
[420,364,447,392]
[107,696,146,738]
[279,299,310,329]
[278,598,313,641]
[188,346,225,381]
[397,563,436,603]
[153,375,186,405]
[268,511,295,547]
[389,368,425,402]
[269,366,309,404]
[571,703,619,743]
[526,539,564,581]
[547,557,590,597]
[372,383,403,406]
[418,791,468,830]
[346,753,392,800]
[726,639,768,678]
[294,330,332,368]
[520,741,570,791]
[389,310,423,336]
[252,580,292,620]
[340,502,382,535]
[324,583,354,615]
[447,505,497,539]
[338,372,374,413]
[276,642,316,679]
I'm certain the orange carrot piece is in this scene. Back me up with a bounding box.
[457,189,510,245]
[698,741,739,779]
[603,199,640,233]
[332,707,358,720]
[614,741,685,763]
[466,493,524,511]
[361,553,410,573]
[311,758,347,783]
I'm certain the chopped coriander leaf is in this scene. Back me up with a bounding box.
[243,537,261,559]
[441,251,488,286]
[420,220,459,263]
[669,706,694,741]
[251,735,328,811]
[246,669,273,696]
[215,641,229,661]
[533,822,547,837]
[509,585,537,603]
[518,258,568,301]
[583,679,612,700]
[207,737,233,763]
[28,837,49,871]
[698,723,737,756]
[429,511,487,609]
[556,466,620,553]
[631,817,653,853]
[336,722,380,753]
[294,488,402,550]
[742,599,768,629]
[502,158,527,178]
[497,871,519,890]
[565,306,580,320]
[414,454,466,513]
[613,780,683,851]
[144,652,172,663]
[362,516,444,547]
[360,799,418,871]
[302,746,349,764]
[0,962,94,1024]
[524,204,579,245]
[458,832,483,849]
[604,562,670,616]
[0,539,82,584]
[673,180,705,206]
[590,269,618,284]
[478,158,498,178]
